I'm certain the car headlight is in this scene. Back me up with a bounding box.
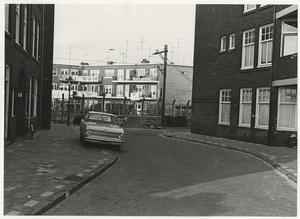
[119,133,124,141]
[86,129,93,137]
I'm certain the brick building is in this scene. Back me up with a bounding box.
[191,5,297,146]
[52,63,193,117]
[5,4,55,143]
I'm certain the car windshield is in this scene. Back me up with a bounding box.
[87,113,118,125]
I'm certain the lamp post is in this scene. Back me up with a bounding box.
[66,76,73,126]
[153,45,168,126]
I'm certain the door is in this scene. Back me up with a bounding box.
[16,71,26,136]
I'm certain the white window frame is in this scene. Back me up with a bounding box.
[5,4,9,33]
[125,69,131,81]
[150,85,157,98]
[150,68,157,80]
[244,4,256,13]
[71,69,79,75]
[23,5,27,50]
[15,4,20,44]
[229,34,235,50]
[117,69,124,81]
[258,23,273,67]
[220,36,226,52]
[116,85,124,97]
[61,68,69,75]
[239,88,252,127]
[255,87,270,129]
[104,85,113,96]
[125,85,130,97]
[29,76,32,117]
[33,79,38,116]
[218,89,231,125]
[11,89,15,117]
[277,87,297,131]
[32,15,36,57]
[36,21,40,60]
[136,69,146,77]
[241,29,255,69]
[90,69,99,76]
[104,69,114,78]
[281,19,298,57]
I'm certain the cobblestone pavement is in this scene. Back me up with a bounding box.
[4,124,118,215]
[163,129,297,184]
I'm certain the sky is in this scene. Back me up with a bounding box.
[53,4,196,66]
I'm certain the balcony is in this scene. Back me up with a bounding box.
[59,75,102,83]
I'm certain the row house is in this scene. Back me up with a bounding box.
[191,4,297,146]
[5,4,55,143]
[52,63,193,116]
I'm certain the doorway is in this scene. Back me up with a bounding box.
[16,71,26,136]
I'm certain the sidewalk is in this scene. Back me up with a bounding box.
[163,129,297,184]
[4,124,118,216]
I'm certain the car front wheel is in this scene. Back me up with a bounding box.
[114,145,121,152]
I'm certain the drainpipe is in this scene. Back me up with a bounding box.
[267,5,277,146]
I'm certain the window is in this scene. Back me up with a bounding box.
[116,85,124,97]
[151,85,157,98]
[229,34,235,50]
[32,15,36,57]
[52,83,58,90]
[150,68,157,80]
[255,87,270,129]
[104,69,114,78]
[15,4,20,43]
[277,87,297,130]
[52,69,57,76]
[5,4,9,33]
[281,20,298,56]
[244,4,256,12]
[33,79,38,116]
[117,69,124,80]
[125,69,131,81]
[220,36,226,52]
[104,85,113,96]
[71,69,79,75]
[90,70,99,76]
[242,29,255,69]
[11,89,15,117]
[61,68,69,75]
[219,89,231,125]
[136,69,146,77]
[82,70,88,76]
[239,89,252,127]
[36,22,40,60]
[125,85,130,97]
[258,24,273,66]
[23,5,27,50]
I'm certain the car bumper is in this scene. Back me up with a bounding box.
[84,137,123,145]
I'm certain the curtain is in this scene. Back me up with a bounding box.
[242,103,251,125]
[284,35,298,56]
[221,103,230,123]
[258,104,269,126]
[279,104,296,128]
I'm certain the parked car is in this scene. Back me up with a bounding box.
[79,111,125,151]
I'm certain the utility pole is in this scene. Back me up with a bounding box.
[141,37,145,61]
[153,45,168,126]
[177,39,182,64]
[125,40,129,64]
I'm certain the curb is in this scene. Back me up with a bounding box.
[29,151,119,215]
[163,133,297,184]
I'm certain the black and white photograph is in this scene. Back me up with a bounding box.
[2,1,297,217]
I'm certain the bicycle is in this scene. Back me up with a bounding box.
[26,116,36,139]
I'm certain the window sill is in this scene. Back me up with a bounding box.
[238,124,251,128]
[243,9,256,15]
[218,122,230,126]
[240,68,254,73]
[228,49,235,53]
[254,126,268,130]
[257,64,271,70]
[219,50,226,54]
[277,127,297,132]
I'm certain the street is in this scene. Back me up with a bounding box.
[45,128,297,216]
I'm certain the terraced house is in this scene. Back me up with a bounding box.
[51,63,193,118]
[192,5,297,146]
[4,4,55,144]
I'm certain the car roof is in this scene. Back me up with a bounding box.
[87,111,117,117]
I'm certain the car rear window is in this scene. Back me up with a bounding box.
[88,113,117,124]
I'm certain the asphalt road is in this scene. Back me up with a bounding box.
[45,128,297,216]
